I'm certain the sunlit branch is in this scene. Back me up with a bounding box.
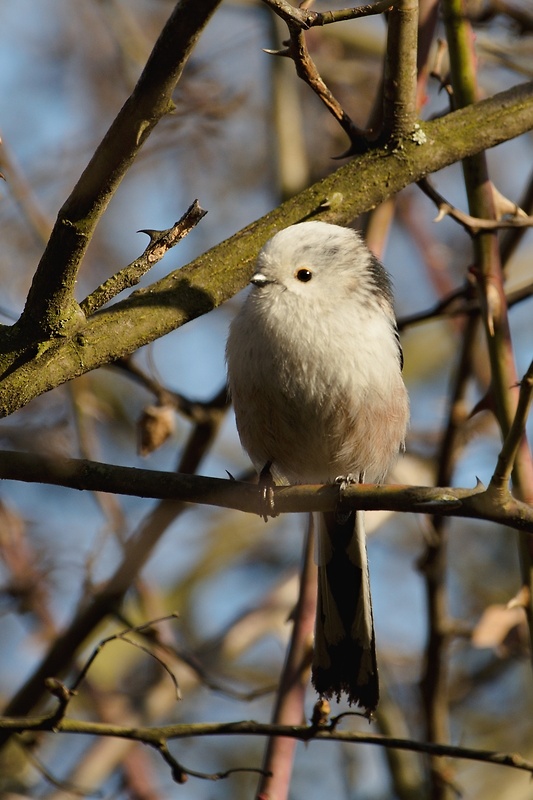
[261,0,396,29]
[0,449,532,531]
[80,200,207,316]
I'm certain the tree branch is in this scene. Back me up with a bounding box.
[418,178,533,234]
[382,0,420,141]
[0,388,227,742]
[261,0,397,29]
[17,0,221,339]
[2,713,533,778]
[256,519,316,800]
[1,80,533,418]
[443,0,533,691]
[0,449,532,531]
[489,360,533,494]
[80,200,207,316]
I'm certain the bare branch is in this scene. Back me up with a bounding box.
[489,361,533,494]
[69,614,181,699]
[443,0,533,768]
[0,449,532,532]
[264,19,368,151]
[18,0,221,339]
[2,80,533,418]
[418,178,533,235]
[156,739,270,784]
[3,714,533,778]
[261,0,396,29]
[382,0,420,141]
[80,200,207,316]
[0,386,226,745]
[257,520,316,799]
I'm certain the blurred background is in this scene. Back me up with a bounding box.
[0,0,532,797]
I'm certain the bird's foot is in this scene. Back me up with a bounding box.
[334,473,362,524]
[259,461,277,522]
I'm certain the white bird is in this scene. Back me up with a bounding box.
[226,221,409,712]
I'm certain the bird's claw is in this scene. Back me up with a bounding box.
[334,473,361,524]
[259,462,277,522]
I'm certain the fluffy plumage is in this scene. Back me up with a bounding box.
[226,221,409,711]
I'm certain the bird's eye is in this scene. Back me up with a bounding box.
[295,268,313,283]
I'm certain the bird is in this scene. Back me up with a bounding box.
[225,220,409,712]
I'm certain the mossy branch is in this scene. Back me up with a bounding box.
[1,80,532,418]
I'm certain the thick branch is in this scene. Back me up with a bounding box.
[1,81,533,416]
[382,0,420,141]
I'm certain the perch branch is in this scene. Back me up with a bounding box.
[0,449,532,531]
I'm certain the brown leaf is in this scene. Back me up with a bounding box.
[138,404,176,456]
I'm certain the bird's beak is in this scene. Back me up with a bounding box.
[250,273,273,287]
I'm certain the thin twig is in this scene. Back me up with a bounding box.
[261,0,396,29]
[69,613,181,697]
[264,23,368,150]
[4,715,533,777]
[489,361,533,494]
[419,312,481,795]
[418,178,533,235]
[0,449,532,531]
[397,279,533,330]
[17,738,102,797]
[81,200,207,316]
[156,739,269,784]
[112,359,228,425]
[443,0,533,678]
[0,385,227,747]
[0,135,53,244]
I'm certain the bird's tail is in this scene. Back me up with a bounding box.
[312,509,378,713]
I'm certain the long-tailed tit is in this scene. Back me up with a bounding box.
[226,221,409,712]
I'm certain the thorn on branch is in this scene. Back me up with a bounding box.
[418,179,533,236]
[262,46,292,58]
[79,199,207,316]
[137,198,208,263]
[262,3,370,153]
[430,39,453,96]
